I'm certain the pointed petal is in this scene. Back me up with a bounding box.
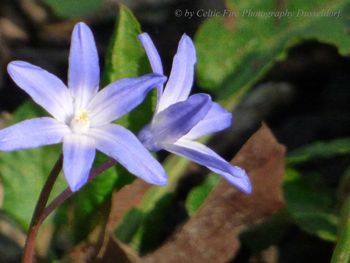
[165,138,251,193]
[184,102,232,140]
[7,61,73,122]
[0,117,70,151]
[63,134,96,192]
[139,32,164,105]
[68,22,100,109]
[151,93,211,145]
[88,74,166,126]
[157,34,196,113]
[138,33,164,75]
[90,124,167,186]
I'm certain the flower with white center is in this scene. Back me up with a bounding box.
[137,33,252,193]
[0,22,168,191]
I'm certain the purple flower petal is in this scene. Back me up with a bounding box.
[165,138,252,193]
[139,33,164,105]
[150,93,211,145]
[63,134,96,192]
[90,124,167,186]
[157,34,196,112]
[0,117,70,151]
[184,102,232,140]
[68,22,100,109]
[138,33,164,75]
[7,61,73,123]
[87,74,166,126]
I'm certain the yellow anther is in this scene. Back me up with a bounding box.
[70,110,90,133]
[75,111,89,123]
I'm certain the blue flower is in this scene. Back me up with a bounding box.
[0,22,168,191]
[137,33,252,193]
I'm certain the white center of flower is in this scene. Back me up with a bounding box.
[70,110,90,134]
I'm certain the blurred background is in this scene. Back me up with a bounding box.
[0,0,350,262]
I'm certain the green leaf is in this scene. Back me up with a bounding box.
[104,4,156,191]
[287,138,350,165]
[115,208,144,244]
[69,154,118,242]
[185,174,220,216]
[195,0,350,105]
[240,210,292,254]
[135,193,174,253]
[115,193,175,253]
[113,156,190,251]
[113,136,211,251]
[331,195,350,263]
[284,169,339,242]
[103,4,150,84]
[43,0,104,18]
[0,101,66,229]
[103,4,154,132]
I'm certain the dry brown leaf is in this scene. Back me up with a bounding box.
[67,180,150,262]
[107,180,151,232]
[143,123,286,263]
[72,124,285,263]
[94,180,151,261]
[96,235,141,263]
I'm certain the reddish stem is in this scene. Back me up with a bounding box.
[22,155,63,263]
[22,157,117,263]
[40,159,117,226]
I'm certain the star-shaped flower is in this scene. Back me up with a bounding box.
[0,22,168,191]
[137,33,251,193]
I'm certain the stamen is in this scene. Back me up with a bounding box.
[70,110,90,134]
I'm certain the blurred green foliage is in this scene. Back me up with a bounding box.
[240,210,292,254]
[284,138,350,242]
[287,138,350,165]
[0,102,66,229]
[115,157,190,252]
[331,194,350,263]
[185,174,220,216]
[284,169,339,242]
[195,0,350,106]
[43,0,104,18]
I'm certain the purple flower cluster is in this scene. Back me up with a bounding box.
[0,23,251,193]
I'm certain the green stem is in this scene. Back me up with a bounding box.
[331,195,350,263]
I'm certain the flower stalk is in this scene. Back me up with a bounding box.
[22,155,63,263]
[40,159,117,223]
[21,157,116,263]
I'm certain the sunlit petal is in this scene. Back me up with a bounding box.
[90,124,167,186]
[63,134,96,192]
[7,61,73,122]
[0,117,70,151]
[138,33,164,75]
[139,32,164,105]
[68,22,100,109]
[149,93,211,145]
[157,34,196,112]
[184,102,232,140]
[165,138,251,193]
[88,74,166,126]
